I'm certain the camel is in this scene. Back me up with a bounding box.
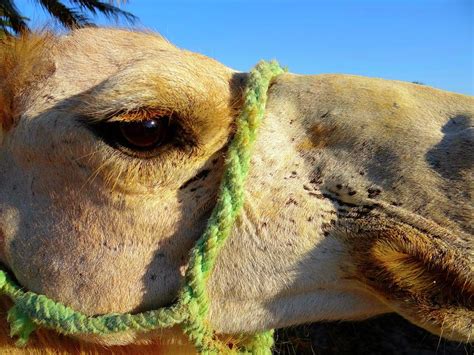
[0,28,472,353]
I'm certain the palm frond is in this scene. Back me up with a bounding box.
[0,0,29,34]
[0,0,137,35]
[37,0,92,29]
[0,18,12,37]
[69,0,137,23]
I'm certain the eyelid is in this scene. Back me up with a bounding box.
[103,107,175,123]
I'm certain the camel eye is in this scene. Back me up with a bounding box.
[119,118,167,150]
[87,115,178,157]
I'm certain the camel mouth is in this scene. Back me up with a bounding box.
[0,261,180,314]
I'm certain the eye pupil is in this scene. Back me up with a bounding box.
[119,118,166,149]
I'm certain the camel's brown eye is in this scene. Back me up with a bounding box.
[86,115,177,158]
[119,118,167,150]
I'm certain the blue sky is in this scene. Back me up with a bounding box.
[17,0,473,95]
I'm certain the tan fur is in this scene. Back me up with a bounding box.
[0,33,56,131]
[0,28,472,351]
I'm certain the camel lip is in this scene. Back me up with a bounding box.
[0,262,181,318]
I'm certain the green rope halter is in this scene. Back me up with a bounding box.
[0,61,285,353]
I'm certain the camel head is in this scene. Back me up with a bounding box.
[0,28,472,346]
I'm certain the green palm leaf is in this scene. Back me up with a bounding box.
[37,0,92,28]
[70,0,136,23]
[0,0,29,34]
[0,0,136,35]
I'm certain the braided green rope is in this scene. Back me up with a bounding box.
[0,60,285,354]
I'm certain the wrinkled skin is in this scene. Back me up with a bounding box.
[0,29,472,347]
